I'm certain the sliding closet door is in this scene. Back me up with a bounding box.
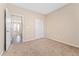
[5,8,12,51]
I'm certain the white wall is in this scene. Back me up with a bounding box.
[45,4,79,48]
[0,4,5,55]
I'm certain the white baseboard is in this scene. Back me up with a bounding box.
[22,37,79,49]
[23,38,37,43]
[47,38,79,48]
[0,50,4,56]
[23,37,45,43]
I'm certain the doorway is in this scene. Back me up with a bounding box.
[11,15,23,44]
[4,8,23,51]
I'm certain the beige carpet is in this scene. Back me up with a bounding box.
[2,39,79,56]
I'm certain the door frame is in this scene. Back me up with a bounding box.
[4,8,6,51]
[4,8,12,51]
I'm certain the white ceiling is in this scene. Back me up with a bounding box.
[12,3,67,15]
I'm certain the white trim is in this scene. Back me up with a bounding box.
[23,38,36,43]
[23,37,45,43]
[47,38,79,48]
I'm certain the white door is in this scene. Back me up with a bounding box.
[6,8,12,51]
[35,19,44,39]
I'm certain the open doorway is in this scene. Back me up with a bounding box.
[4,8,23,51]
[11,15,23,44]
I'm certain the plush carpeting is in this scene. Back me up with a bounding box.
[2,39,79,56]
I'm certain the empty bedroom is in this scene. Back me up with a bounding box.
[0,3,79,56]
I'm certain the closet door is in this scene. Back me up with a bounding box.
[5,8,12,51]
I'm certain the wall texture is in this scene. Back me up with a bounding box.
[6,4,45,42]
[45,4,79,48]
